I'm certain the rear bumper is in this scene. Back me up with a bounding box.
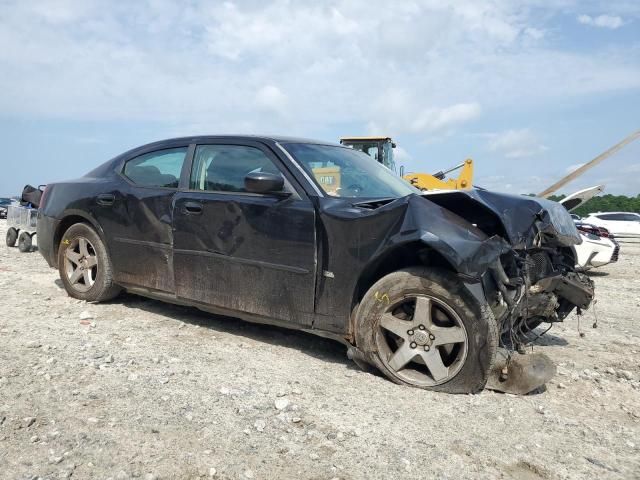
[588,246,617,268]
[36,213,60,268]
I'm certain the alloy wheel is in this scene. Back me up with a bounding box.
[63,237,98,293]
[375,294,468,386]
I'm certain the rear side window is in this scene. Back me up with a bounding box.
[190,145,282,192]
[597,213,639,221]
[123,147,187,188]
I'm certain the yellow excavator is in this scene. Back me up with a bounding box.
[339,136,474,190]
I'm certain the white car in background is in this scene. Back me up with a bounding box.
[561,186,620,271]
[582,211,640,241]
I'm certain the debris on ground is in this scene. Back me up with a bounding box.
[0,220,638,479]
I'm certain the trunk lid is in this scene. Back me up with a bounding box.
[560,185,604,212]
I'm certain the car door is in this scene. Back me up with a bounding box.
[94,145,189,293]
[609,213,640,236]
[172,141,317,326]
[592,213,639,236]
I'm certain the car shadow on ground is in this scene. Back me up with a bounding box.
[115,292,364,371]
[530,332,569,347]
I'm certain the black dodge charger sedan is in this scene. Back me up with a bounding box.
[37,135,594,392]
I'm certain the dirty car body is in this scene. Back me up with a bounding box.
[37,136,594,391]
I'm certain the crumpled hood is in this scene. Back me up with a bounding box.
[318,194,512,280]
[423,189,582,249]
[313,191,581,324]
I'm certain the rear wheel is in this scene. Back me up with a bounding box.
[355,267,498,393]
[6,227,18,247]
[57,223,121,302]
[18,232,33,252]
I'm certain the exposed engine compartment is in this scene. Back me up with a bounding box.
[424,189,595,346]
[485,249,594,345]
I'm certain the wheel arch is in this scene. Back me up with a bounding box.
[351,241,457,321]
[53,211,109,266]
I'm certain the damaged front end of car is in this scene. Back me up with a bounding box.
[317,187,594,392]
[424,189,595,347]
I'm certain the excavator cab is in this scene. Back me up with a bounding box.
[339,137,397,173]
[340,135,474,191]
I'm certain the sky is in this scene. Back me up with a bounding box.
[0,0,639,197]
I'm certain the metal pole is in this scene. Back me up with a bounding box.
[538,130,640,198]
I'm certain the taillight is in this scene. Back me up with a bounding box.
[577,224,609,238]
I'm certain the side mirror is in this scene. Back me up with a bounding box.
[399,165,405,177]
[244,171,286,194]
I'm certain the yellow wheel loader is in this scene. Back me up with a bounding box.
[339,136,474,190]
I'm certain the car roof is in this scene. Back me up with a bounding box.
[89,135,349,178]
[139,135,342,149]
[590,211,640,215]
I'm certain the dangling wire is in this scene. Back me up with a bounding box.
[576,307,585,338]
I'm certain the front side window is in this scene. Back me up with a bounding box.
[283,143,417,198]
[190,145,282,192]
[123,147,187,188]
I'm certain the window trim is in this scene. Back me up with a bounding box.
[118,145,191,191]
[275,142,325,197]
[181,141,302,199]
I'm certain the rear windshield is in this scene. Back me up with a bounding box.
[283,143,417,198]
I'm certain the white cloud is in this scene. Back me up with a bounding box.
[474,174,547,195]
[412,103,482,133]
[0,0,638,139]
[255,85,287,114]
[486,129,548,159]
[577,14,624,29]
[393,145,412,164]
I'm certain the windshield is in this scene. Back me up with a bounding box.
[283,143,417,198]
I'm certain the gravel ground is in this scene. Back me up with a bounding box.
[1,219,639,480]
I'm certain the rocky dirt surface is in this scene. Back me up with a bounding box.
[0,219,639,480]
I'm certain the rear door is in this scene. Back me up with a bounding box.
[596,213,640,236]
[172,140,317,325]
[94,145,189,293]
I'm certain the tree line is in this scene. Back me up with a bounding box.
[547,193,640,217]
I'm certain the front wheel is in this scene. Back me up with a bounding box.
[355,267,498,393]
[57,223,122,302]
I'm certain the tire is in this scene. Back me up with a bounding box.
[6,227,18,247]
[57,223,122,302]
[355,267,498,394]
[18,231,32,252]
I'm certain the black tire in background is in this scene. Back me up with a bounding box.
[355,267,498,394]
[57,223,122,302]
[6,227,18,247]
[17,231,32,252]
